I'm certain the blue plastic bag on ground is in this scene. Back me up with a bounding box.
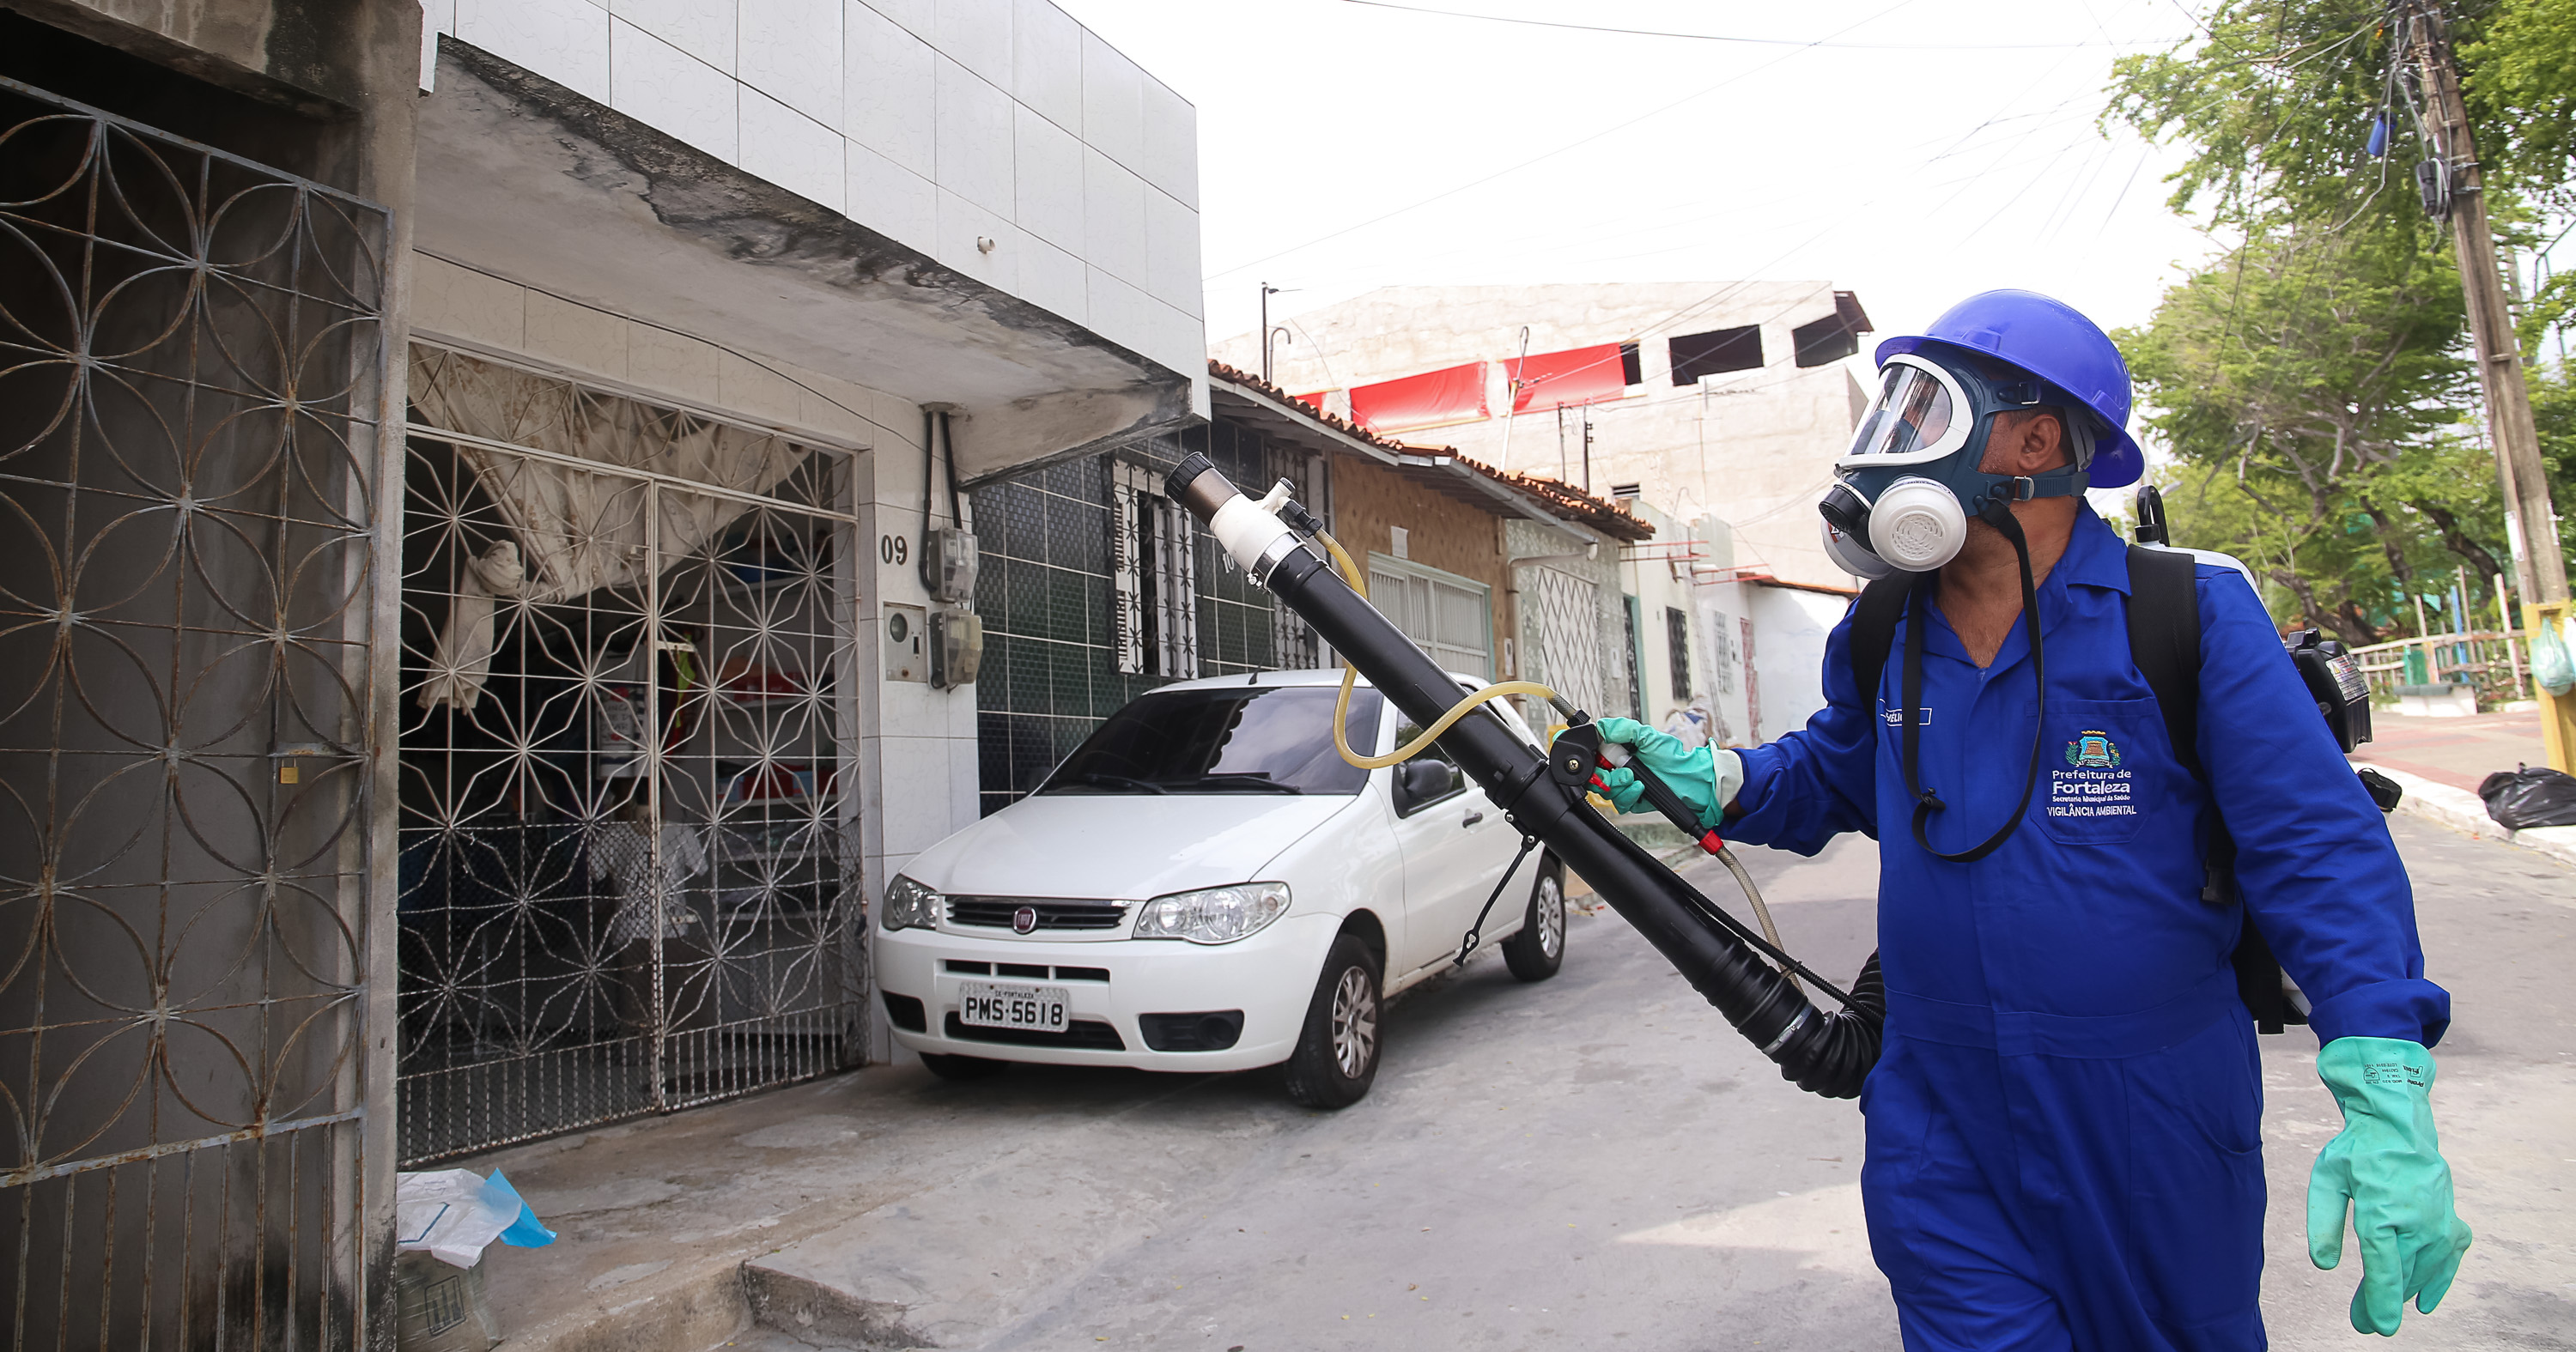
[396,1168,556,1268]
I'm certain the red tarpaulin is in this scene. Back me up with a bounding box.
[1348,361,1489,433]
[1291,391,1332,415]
[1505,343,1628,413]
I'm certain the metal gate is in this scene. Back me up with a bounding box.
[0,79,392,1346]
[1522,565,1610,720]
[398,346,863,1163]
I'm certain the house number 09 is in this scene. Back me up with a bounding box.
[879,535,908,565]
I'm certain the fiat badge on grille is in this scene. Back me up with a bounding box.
[1012,906,1037,934]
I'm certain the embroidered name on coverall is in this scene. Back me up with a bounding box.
[1728,507,2449,1352]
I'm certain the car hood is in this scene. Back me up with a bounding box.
[902,792,1361,900]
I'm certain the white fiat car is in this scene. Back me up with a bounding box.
[876,670,1566,1107]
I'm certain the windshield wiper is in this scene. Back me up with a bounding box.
[1053,772,1168,794]
[1178,773,1303,794]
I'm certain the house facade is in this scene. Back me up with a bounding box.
[0,1,1204,1343]
[971,363,1650,812]
[1212,281,1875,591]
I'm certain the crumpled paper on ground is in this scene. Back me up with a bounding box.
[396,1169,557,1269]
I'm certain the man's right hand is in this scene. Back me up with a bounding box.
[1589,716,1741,828]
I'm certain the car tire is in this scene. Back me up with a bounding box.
[1283,932,1382,1109]
[1501,864,1566,982]
[918,1052,1008,1081]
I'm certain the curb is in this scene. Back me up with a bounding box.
[2363,763,2576,869]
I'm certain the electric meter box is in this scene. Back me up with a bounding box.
[921,526,980,604]
[930,609,983,689]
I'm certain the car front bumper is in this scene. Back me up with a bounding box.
[875,912,1338,1071]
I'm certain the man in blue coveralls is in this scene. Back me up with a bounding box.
[1592,291,2470,1349]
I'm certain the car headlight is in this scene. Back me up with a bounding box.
[1132,882,1291,944]
[883,875,942,931]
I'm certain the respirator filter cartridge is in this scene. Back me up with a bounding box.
[1867,476,1970,573]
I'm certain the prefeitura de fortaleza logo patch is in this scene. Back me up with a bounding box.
[2064,731,2121,769]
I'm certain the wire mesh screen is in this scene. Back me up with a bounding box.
[0,78,388,1347]
[975,422,1313,815]
[398,347,863,1164]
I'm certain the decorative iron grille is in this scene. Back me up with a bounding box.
[975,423,1309,815]
[1523,565,1611,720]
[398,346,864,1163]
[0,78,391,1347]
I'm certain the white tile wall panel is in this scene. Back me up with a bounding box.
[611,20,738,160]
[1139,76,1197,210]
[609,0,735,72]
[1085,266,1152,355]
[860,0,933,39]
[936,188,1022,294]
[435,0,1199,382]
[933,57,1016,217]
[1011,0,1080,131]
[741,88,847,212]
[1012,105,1083,253]
[845,1,936,176]
[740,0,844,127]
[847,140,938,252]
[1078,29,1144,170]
[459,0,610,102]
[1142,184,1198,318]
[421,0,457,90]
[1018,234,1086,324]
[933,0,1013,91]
[1145,297,1206,380]
[1081,146,1145,288]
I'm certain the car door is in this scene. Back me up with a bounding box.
[1384,706,1521,977]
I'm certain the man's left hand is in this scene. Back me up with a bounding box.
[2308,1036,2472,1335]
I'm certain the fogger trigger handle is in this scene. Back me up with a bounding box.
[1551,721,1722,856]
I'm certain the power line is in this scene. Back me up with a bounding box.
[1336,0,2175,50]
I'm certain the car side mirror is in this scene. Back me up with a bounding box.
[1394,758,1453,815]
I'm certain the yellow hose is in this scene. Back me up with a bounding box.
[1316,530,1566,770]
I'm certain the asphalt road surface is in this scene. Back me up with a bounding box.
[744,815,2574,1351]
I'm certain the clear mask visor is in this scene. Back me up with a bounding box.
[1842,357,1971,467]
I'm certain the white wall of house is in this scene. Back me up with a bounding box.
[1743,583,1850,744]
[421,0,1206,385]
[1215,282,1869,591]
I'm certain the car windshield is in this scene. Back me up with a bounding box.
[1040,685,1386,796]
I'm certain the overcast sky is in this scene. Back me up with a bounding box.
[1055,0,2228,355]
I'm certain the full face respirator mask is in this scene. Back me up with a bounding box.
[1818,351,2099,579]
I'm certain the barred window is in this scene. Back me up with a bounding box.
[1112,460,1200,678]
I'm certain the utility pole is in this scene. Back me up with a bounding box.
[2409,1,2568,603]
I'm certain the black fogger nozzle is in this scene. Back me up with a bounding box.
[1164,453,1881,1098]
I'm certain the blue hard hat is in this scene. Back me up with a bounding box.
[1874,289,2142,490]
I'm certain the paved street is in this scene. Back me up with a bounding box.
[500,815,2575,1352]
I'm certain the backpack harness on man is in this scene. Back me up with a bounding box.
[1844,544,2308,1034]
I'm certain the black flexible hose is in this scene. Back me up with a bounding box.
[1168,455,1883,1099]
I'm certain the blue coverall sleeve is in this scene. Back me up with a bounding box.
[1724,603,1880,855]
[2190,568,2451,1046]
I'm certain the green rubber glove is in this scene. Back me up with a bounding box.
[2309,1036,2472,1336]
[1588,716,1741,828]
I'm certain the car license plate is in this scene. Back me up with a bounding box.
[957,981,1070,1032]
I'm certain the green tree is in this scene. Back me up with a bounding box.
[2106,0,2575,637]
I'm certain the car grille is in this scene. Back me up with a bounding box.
[945,896,1127,931]
[945,961,1109,982]
[943,1013,1126,1051]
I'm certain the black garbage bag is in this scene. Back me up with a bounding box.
[2477,764,2576,829]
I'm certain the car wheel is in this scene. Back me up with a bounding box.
[1283,932,1382,1109]
[919,1052,1008,1081]
[1501,864,1566,982]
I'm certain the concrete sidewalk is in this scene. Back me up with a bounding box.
[459,1050,1318,1352]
